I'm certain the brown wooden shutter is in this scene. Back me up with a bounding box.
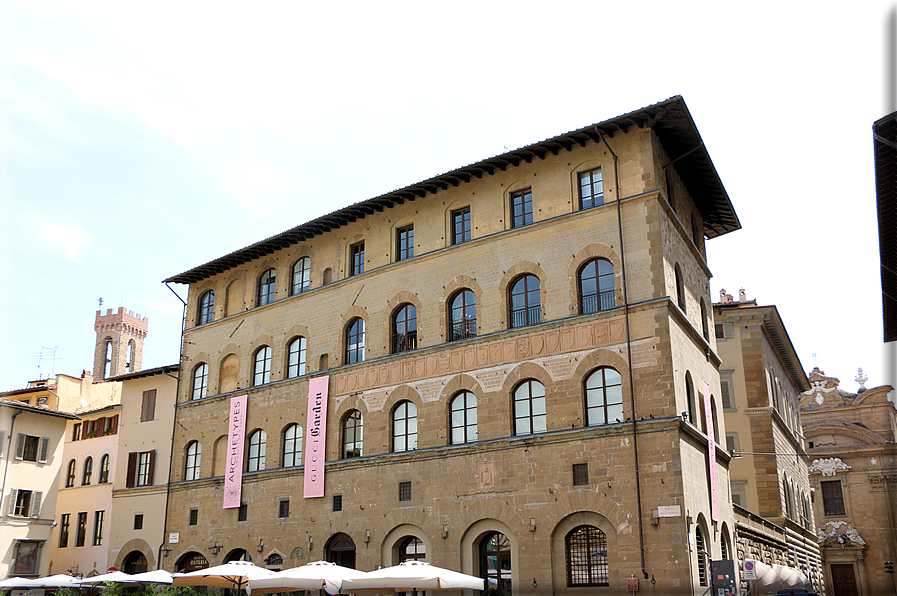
[147,450,156,485]
[147,390,156,421]
[126,452,138,488]
[110,415,119,435]
[72,424,81,441]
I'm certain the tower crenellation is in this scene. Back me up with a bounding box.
[92,307,149,379]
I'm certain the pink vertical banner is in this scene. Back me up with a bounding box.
[223,394,247,509]
[303,376,329,498]
[702,380,719,522]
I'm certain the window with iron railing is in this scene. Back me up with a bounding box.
[391,305,417,354]
[449,290,476,341]
[579,259,615,314]
[509,275,541,329]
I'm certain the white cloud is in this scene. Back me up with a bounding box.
[35,221,91,262]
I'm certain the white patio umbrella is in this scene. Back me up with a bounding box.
[0,578,40,589]
[341,561,485,594]
[172,560,277,590]
[15,575,83,589]
[246,561,369,595]
[750,561,782,595]
[127,570,173,584]
[76,571,140,585]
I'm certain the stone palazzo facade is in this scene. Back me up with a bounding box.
[162,96,741,595]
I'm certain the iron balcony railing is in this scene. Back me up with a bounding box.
[509,306,541,329]
[449,318,477,341]
[581,290,615,315]
[391,331,418,354]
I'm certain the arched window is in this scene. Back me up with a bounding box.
[675,264,686,313]
[258,269,276,307]
[514,380,546,435]
[66,459,76,487]
[391,304,417,354]
[126,340,134,373]
[585,367,623,426]
[579,259,615,314]
[198,291,215,325]
[450,391,477,444]
[448,290,476,341]
[392,401,418,452]
[565,525,608,587]
[287,337,307,378]
[99,454,110,484]
[82,457,93,485]
[247,430,266,472]
[479,532,511,595]
[291,258,310,295]
[185,441,201,481]
[325,533,356,569]
[695,526,708,586]
[192,363,208,400]
[346,319,365,364]
[711,397,720,440]
[700,298,709,340]
[103,340,113,379]
[253,346,272,386]
[398,536,426,562]
[342,411,363,458]
[509,275,541,328]
[685,371,697,425]
[283,424,302,467]
[721,531,730,560]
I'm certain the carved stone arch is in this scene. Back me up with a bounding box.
[852,385,893,405]
[287,249,315,295]
[501,361,554,396]
[192,280,219,324]
[223,271,248,317]
[549,510,619,596]
[114,538,155,571]
[333,396,368,461]
[283,324,310,366]
[568,348,631,424]
[459,516,524,587]
[566,243,622,314]
[218,344,243,395]
[386,290,423,338]
[381,523,432,566]
[693,511,713,575]
[439,276,484,342]
[497,261,547,329]
[212,434,228,477]
[803,422,886,446]
[719,521,733,559]
[261,549,286,568]
[185,352,212,401]
[248,335,277,382]
[383,384,422,416]
[439,374,484,403]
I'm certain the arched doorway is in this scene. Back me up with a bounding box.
[479,532,511,596]
[325,533,356,569]
[123,550,148,574]
[224,548,252,563]
[398,537,426,562]
[176,551,209,573]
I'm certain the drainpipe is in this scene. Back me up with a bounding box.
[596,128,648,580]
[158,283,187,570]
[0,411,23,513]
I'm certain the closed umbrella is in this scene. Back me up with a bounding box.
[751,561,782,595]
[173,560,277,590]
[342,561,484,594]
[247,561,368,595]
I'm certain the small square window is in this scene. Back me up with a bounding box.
[134,514,143,530]
[333,494,342,512]
[399,481,412,502]
[572,463,589,486]
[279,500,290,518]
[238,503,247,522]
[189,509,198,526]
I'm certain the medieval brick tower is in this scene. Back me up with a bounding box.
[92,307,149,380]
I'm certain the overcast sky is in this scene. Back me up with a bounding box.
[1,1,894,397]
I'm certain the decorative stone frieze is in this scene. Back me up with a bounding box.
[808,458,850,476]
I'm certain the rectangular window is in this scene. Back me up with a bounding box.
[572,463,589,486]
[350,242,364,276]
[238,503,248,522]
[137,451,153,486]
[333,494,343,512]
[510,189,533,228]
[76,512,88,547]
[451,207,471,245]
[721,377,735,410]
[821,480,846,516]
[13,490,32,517]
[189,509,198,526]
[92,510,104,546]
[279,500,290,518]
[399,481,412,502]
[731,481,747,508]
[16,434,47,463]
[134,514,144,530]
[578,168,604,209]
[72,424,81,442]
[140,390,156,422]
[396,225,414,261]
[725,433,740,454]
[58,513,70,547]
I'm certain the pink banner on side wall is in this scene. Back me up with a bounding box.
[702,380,719,522]
[303,376,329,498]
[223,394,247,509]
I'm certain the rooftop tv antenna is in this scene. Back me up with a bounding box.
[35,346,60,380]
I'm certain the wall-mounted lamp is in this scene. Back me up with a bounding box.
[257,538,264,553]
[532,579,537,588]
[529,518,536,532]
[730,450,743,459]
[364,530,371,544]
[308,536,313,551]
[209,543,222,555]
[681,411,689,422]
[441,524,448,539]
